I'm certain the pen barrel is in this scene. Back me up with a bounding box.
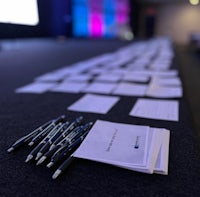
[49,122,70,144]
[31,123,56,144]
[51,132,87,164]
[37,141,50,155]
[29,142,46,158]
[54,115,66,125]
[43,145,60,159]
[58,155,74,172]
[51,144,78,165]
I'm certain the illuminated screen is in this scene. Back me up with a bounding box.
[0,0,39,26]
[73,0,130,38]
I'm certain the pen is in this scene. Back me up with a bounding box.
[52,152,75,179]
[47,122,93,168]
[34,122,64,160]
[7,119,53,152]
[47,130,89,168]
[28,115,65,146]
[35,121,70,161]
[25,123,63,163]
[49,116,83,150]
[36,121,88,165]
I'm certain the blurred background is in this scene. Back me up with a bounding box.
[0,0,200,45]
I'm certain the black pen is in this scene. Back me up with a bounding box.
[25,122,63,163]
[47,122,93,168]
[36,122,86,165]
[7,119,53,152]
[28,115,65,146]
[47,130,89,168]
[34,122,64,160]
[52,152,75,179]
[49,116,83,150]
[35,121,70,161]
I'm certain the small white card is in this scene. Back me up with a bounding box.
[129,98,179,121]
[112,82,148,97]
[15,82,57,94]
[68,94,120,114]
[64,74,93,82]
[50,81,88,93]
[151,76,182,86]
[95,73,122,82]
[82,82,117,94]
[146,83,182,98]
[122,73,149,82]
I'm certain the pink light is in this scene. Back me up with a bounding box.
[116,13,129,24]
[89,13,104,37]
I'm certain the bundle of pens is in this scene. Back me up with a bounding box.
[7,115,93,179]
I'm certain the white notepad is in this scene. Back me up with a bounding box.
[74,120,170,175]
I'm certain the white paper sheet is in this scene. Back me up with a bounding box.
[129,98,179,121]
[68,94,120,114]
[64,74,93,82]
[15,81,57,94]
[146,83,182,98]
[112,82,148,97]
[151,76,182,86]
[122,73,149,82]
[50,81,88,93]
[82,82,117,94]
[95,73,122,82]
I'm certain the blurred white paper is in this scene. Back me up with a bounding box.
[146,83,182,98]
[151,76,182,86]
[129,98,179,121]
[95,73,122,82]
[122,73,149,82]
[112,82,148,97]
[50,81,88,93]
[68,94,120,114]
[35,72,68,82]
[82,82,117,94]
[15,82,56,94]
[64,74,92,82]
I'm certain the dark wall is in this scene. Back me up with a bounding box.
[0,0,72,39]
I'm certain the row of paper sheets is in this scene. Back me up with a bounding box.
[74,120,170,175]
[67,94,179,122]
[16,79,182,98]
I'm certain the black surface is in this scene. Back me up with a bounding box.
[0,39,200,197]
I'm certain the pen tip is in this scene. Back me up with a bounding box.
[49,145,55,151]
[28,142,34,146]
[25,155,33,163]
[52,170,61,179]
[47,162,54,168]
[7,147,14,152]
[36,156,46,166]
[35,153,42,160]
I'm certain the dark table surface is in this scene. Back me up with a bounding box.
[0,38,200,197]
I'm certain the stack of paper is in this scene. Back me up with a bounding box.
[74,120,170,175]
